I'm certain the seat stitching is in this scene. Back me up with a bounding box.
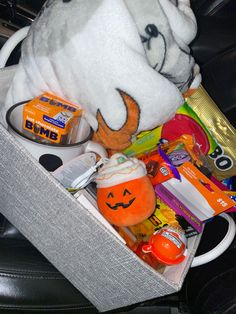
[0,268,61,275]
[0,304,94,310]
[0,273,64,280]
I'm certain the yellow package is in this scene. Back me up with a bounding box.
[127,196,199,241]
[186,85,236,180]
[23,93,83,144]
[127,199,180,242]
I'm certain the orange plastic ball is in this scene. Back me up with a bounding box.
[142,227,187,265]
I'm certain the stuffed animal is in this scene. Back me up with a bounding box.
[96,153,156,226]
[1,0,201,150]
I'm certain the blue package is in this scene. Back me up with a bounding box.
[222,177,234,190]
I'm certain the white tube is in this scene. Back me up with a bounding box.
[0,26,30,68]
[191,213,236,267]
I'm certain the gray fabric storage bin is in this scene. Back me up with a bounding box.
[0,66,201,312]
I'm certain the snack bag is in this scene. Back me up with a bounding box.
[160,134,203,167]
[160,134,213,177]
[23,93,83,144]
[186,85,236,180]
[123,102,217,158]
[140,147,180,186]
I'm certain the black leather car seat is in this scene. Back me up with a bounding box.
[0,215,98,313]
[190,0,231,16]
[190,0,236,128]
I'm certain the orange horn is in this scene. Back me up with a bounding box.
[93,89,140,151]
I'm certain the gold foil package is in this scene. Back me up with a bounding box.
[186,85,236,181]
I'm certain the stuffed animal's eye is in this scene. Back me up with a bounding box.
[123,189,131,196]
[145,24,159,38]
[107,192,114,198]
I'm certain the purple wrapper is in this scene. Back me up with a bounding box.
[155,184,203,234]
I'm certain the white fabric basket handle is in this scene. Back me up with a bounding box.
[0,26,29,68]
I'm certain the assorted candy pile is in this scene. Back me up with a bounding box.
[91,95,236,270]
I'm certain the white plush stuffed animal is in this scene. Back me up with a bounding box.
[2,0,201,150]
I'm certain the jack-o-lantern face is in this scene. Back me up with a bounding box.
[106,188,135,210]
[97,177,156,227]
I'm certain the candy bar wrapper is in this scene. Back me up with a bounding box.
[140,147,180,185]
[186,85,236,181]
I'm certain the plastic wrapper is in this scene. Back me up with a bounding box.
[126,197,198,241]
[160,134,212,177]
[186,85,236,180]
[140,147,180,185]
[123,102,217,159]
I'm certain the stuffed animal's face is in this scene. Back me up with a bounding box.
[97,177,156,227]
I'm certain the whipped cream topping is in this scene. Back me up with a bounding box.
[96,153,147,188]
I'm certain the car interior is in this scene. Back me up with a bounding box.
[0,0,235,313]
